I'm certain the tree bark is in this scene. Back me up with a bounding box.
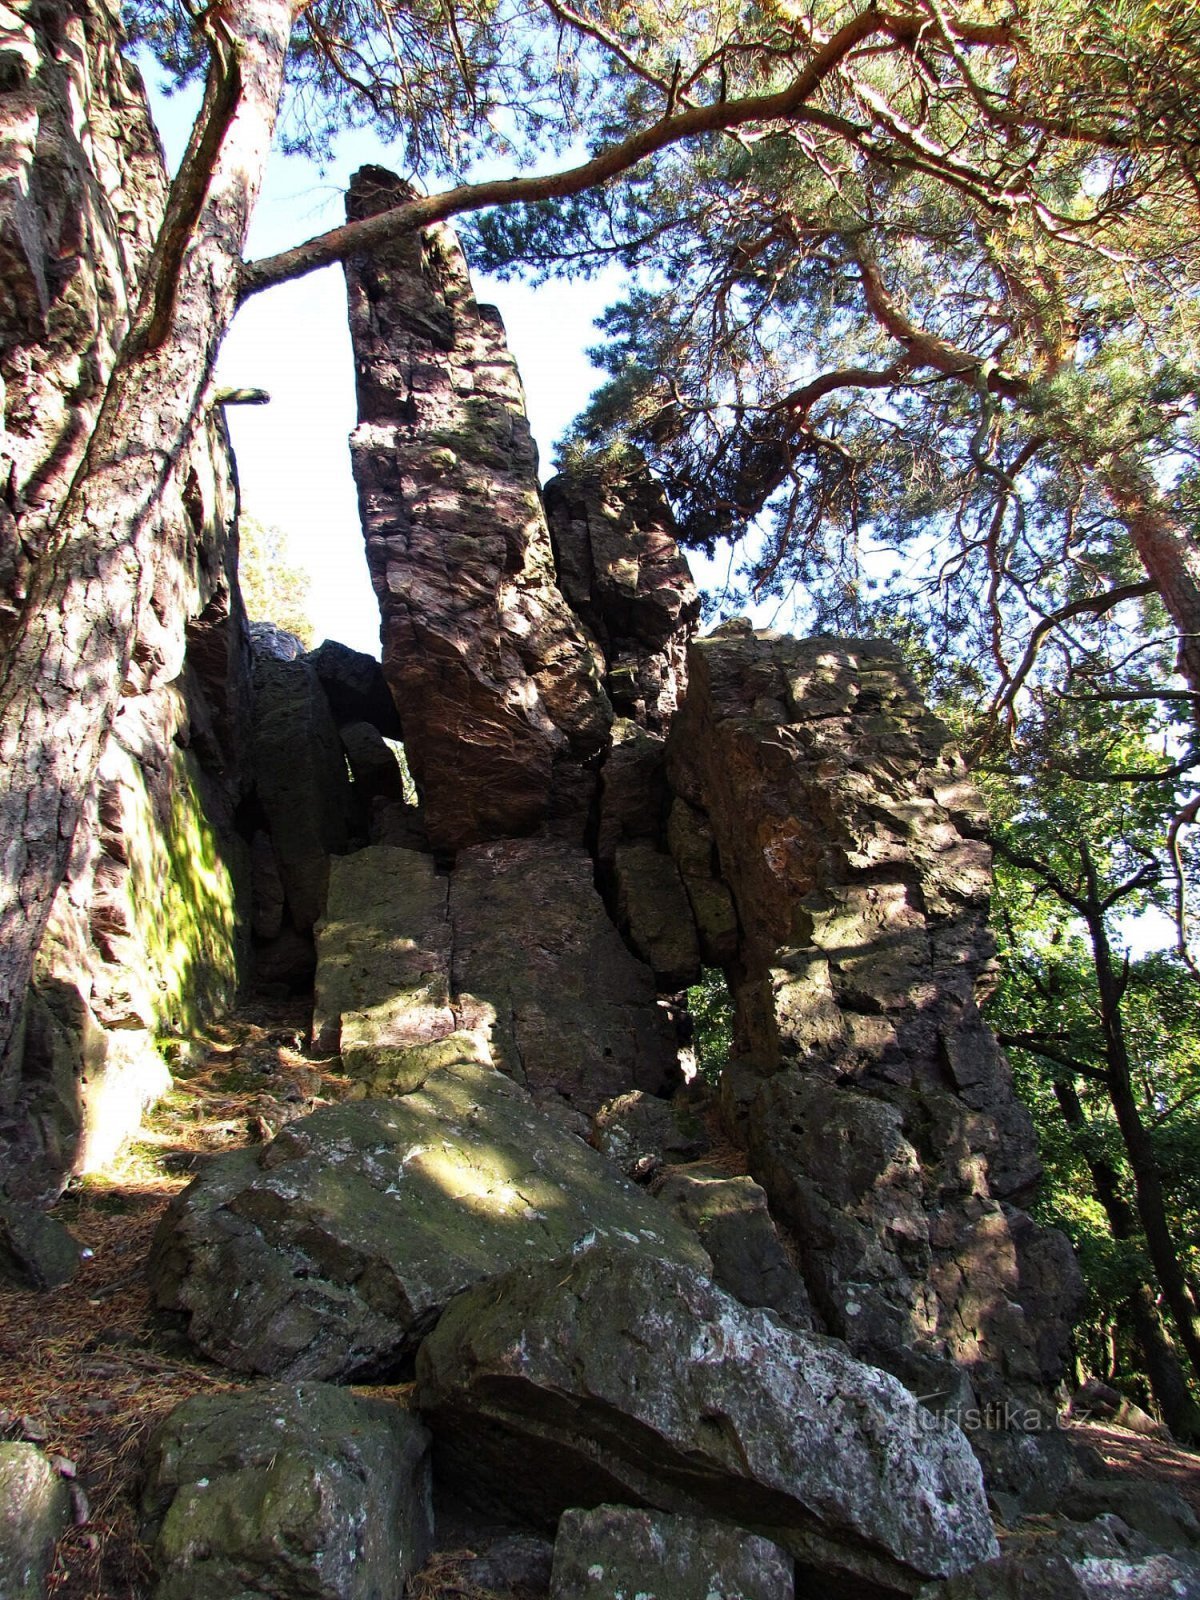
[1078,845,1200,1386]
[0,0,303,1068]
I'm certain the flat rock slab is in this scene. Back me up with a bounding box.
[0,1444,70,1600]
[416,1246,998,1595]
[149,1066,708,1380]
[450,839,677,1113]
[141,1382,431,1600]
[916,1514,1200,1599]
[311,846,472,1092]
[551,1505,793,1600]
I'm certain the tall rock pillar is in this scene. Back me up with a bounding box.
[345,168,612,852]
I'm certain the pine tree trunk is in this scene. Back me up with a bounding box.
[0,0,301,1068]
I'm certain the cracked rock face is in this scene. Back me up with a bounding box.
[344,167,611,851]
[313,840,677,1112]
[416,1245,999,1595]
[140,1382,432,1600]
[668,627,1081,1400]
[543,465,700,732]
[147,1067,709,1382]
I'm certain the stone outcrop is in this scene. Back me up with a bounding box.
[148,1069,709,1381]
[140,1382,432,1600]
[550,1506,795,1600]
[312,840,676,1111]
[449,838,677,1112]
[0,0,255,1201]
[667,626,1081,1403]
[345,166,611,851]
[0,1443,70,1600]
[416,1246,1000,1595]
[543,464,700,732]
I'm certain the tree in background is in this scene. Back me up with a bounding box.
[981,700,1200,1436]
[238,514,316,646]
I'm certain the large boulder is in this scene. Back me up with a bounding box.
[550,1505,794,1600]
[0,1444,69,1600]
[140,1382,431,1600]
[416,1246,999,1595]
[450,839,678,1113]
[311,846,471,1092]
[0,1198,79,1289]
[148,1066,708,1380]
[251,655,352,930]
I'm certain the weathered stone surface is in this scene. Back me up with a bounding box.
[450,839,677,1113]
[312,846,467,1092]
[655,1170,812,1329]
[140,1382,431,1600]
[416,1246,998,1594]
[591,1089,708,1174]
[666,798,739,965]
[252,655,352,931]
[745,1070,1065,1398]
[1059,1480,1200,1552]
[307,639,402,738]
[0,1443,69,1600]
[916,1516,1200,1599]
[340,720,406,804]
[613,843,701,991]
[668,628,1081,1404]
[249,620,306,661]
[149,1069,708,1380]
[597,721,671,868]
[544,464,700,731]
[0,1197,79,1288]
[550,1505,794,1600]
[345,167,610,850]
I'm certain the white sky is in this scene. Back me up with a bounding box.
[146,71,628,655]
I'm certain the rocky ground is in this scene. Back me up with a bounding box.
[3,998,1199,1600]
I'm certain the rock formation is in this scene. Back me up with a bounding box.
[345,166,611,851]
[0,55,1170,1593]
[666,626,1081,1405]
[0,0,252,1200]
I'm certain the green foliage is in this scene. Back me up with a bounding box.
[687,967,734,1084]
[238,514,315,647]
[984,710,1200,1402]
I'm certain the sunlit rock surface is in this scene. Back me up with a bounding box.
[417,1246,999,1594]
[148,1066,708,1381]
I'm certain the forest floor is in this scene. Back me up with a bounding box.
[2,999,1199,1598]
